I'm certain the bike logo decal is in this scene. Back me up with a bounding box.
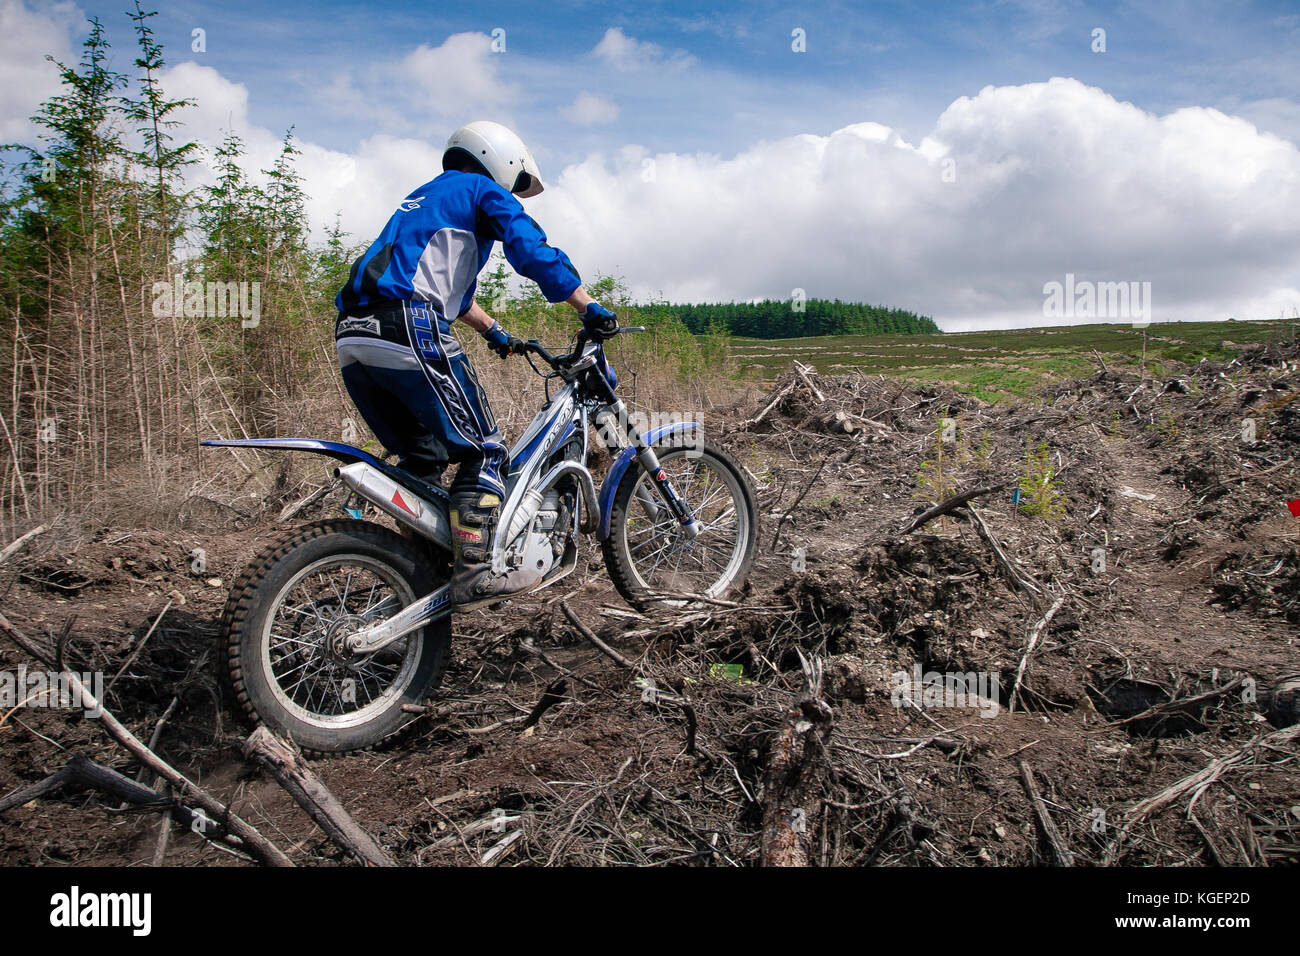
[391,489,421,517]
[655,469,667,482]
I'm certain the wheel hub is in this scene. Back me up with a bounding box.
[324,613,368,662]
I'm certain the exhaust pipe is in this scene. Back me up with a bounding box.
[336,462,452,551]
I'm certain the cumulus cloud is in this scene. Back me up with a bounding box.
[560,92,619,126]
[144,63,1300,330]
[317,32,519,134]
[0,0,81,141]
[162,61,444,247]
[531,77,1300,328]
[592,27,695,72]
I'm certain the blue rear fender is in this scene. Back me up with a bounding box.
[201,438,449,504]
[597,422,701,540]
[201,438,386,467]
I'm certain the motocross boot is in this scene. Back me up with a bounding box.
[448,491,541,610]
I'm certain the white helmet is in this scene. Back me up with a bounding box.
[443,121,546,198]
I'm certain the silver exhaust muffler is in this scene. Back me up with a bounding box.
[336,461,452,551]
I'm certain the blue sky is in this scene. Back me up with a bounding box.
[117,0,1300,161]
[3,0,1299,327]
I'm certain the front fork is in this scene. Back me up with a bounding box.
[595,398,701,539]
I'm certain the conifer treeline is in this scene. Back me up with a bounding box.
[658,300,939,338]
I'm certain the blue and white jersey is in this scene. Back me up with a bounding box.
[336,169,581,319]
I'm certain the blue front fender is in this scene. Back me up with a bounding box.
[597,422,701,540]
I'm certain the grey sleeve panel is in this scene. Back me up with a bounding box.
[410,227,481,318]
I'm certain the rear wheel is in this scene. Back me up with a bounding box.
[602,440,758,610]
[221,519,449,754]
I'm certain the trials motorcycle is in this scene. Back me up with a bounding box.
[206,326,759,753]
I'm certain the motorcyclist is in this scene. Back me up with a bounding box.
[335,120,617,609]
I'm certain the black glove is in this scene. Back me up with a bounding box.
[481,321,525,359]
[580,302,619,342]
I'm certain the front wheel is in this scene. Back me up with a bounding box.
[221,519,449,754]
[603,439,759,610]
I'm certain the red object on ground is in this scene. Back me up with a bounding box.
[1289,499,1300,518]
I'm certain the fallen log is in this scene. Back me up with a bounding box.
[760,655,834,867]
[243,727,396,867]
[0,524,48,566]
[825,410,857,434]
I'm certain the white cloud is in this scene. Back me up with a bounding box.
[0,0,81,141]
[560,92,619,126]
[317,32,519,134]
[530,77,1300,328]
[162,62,444,248]
[592,27,695,72]
[400,33,519,120]
[155,62,1300,330]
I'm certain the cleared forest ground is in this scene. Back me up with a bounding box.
[1,339,1298,866]
[732,318,1298,401]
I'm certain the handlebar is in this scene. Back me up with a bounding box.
[520,325,645,372]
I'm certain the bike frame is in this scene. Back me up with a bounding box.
[202,334,703,658]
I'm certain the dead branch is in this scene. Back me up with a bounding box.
[0,610,293,867]
[522,678,568,730]
[1018,760,1075,866]
[793,361,826,402]
[771,458,829,549]
[1101,723,1300,865]
[1108,676,1246,729]
[1009,596,1067,713]
[962,503,1043,599]
[0,524,48,565]
[0,753,249,861]
[899,482,1007,535]
[279,482,332,522]
[243,727,396,867]
[560,602,634,669]
[737,380,794,430]
[106,599,174,694]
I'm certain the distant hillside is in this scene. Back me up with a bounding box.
[728,318,1300,401]
[638,299,940,338]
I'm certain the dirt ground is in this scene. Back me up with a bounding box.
[1,342,1297,867]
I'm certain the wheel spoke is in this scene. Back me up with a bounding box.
[622,450,750,601]
[261,554,430,731]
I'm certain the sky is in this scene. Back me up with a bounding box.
[2,0,1299,330]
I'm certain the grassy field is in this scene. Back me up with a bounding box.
[729,319,1299,401]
